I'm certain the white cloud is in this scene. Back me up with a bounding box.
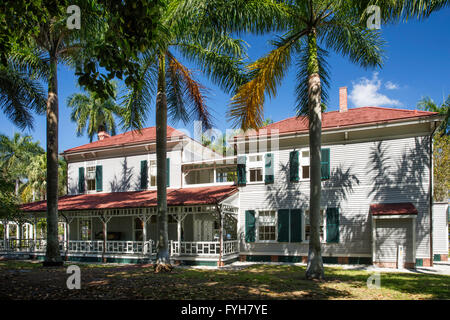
[349,73,402,107]
[385,81,399,90]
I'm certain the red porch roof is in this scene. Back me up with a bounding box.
[370,202,418,216]
[20,185,238,213]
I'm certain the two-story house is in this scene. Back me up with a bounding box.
[12,87,447,268]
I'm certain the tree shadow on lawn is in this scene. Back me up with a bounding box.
[1,262,448,300]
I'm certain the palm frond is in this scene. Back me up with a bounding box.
[0,62,47,130]
[228,34,300,130]
[320,14,385,69]
[167,52,212,129]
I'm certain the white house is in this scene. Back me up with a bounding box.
[3,87,447,268]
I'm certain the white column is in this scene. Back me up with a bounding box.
[177,217,182,256]
[142,216,147,254]
[6,223,9,240]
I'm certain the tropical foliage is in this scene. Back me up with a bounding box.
[67,84,123,142]
[418,95,450,201]
[121,0,249,269]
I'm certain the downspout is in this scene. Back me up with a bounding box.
[429,121,438,267]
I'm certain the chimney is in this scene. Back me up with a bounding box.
[97,131,110,141]
[339,87,348,112]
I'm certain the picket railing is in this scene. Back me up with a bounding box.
[170,240,239,256]
[0,239,154,255]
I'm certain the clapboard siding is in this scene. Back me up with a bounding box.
[238,135,431,258]
[433,203,449,255]
[67,149,183,194]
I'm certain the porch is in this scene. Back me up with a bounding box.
[7,185,240,265]
[0,238,240,264]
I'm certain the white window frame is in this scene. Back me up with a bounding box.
[246,153,266,184]
[299,148,310,181]
[303,208,327,243]
[255,209,277,243]
[148,159,157,188]
[83,160,98,194]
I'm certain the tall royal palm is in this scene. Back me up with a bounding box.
[124,0,248,270]
[228,0,449,279]
[11,2,102,265]
[67,85,123,142]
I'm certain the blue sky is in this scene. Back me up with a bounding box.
[1,8,449,152]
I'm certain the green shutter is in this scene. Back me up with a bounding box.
[321,148,330,180]
[326,207,339,243]
[289,151,299,182]
[140,160,148,189]
[290,209,302,242]
[237,156,246,186]
[166,158,170,187]
[277,209,290,242]
[245,210,256,242]
[95,165,103,192]
[78,167,85,193]
[264,153,274,184]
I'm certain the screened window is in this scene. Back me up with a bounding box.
[216,167,237,183]
[257,210,276,241]
[149,160,157,187]
[86,166,96,191]
[304,209,325,241]
[134,218,143,241]
[79,219,92,240]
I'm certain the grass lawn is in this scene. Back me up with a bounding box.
[0,260,449,300]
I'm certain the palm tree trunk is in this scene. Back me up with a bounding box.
[305,29,324,280]
[44,55,62,266]
[155,54,172,271]
[15,179,20,197]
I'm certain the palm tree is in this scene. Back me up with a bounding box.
[21,153,68,203]
[417,95,449,135]
[67,85,123,142]
[0,133,44,243]
[123,0,249,270]
[0,61,47,130]
[11,1,103,266]
[228,0,448,279]
[0,133,44,196]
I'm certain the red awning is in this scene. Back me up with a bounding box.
[370,202,418,216]
[20,185,238,213]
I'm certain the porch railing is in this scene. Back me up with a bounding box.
[170,240,239,256]
[0,239,154,255]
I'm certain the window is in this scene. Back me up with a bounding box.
[257,210,276,241]
[248,154,264,183]
[134,218,143,241]
[304,209,326,241]
[149,160,157,187]
[79,219,92,240]
[86,166,96,191]
[249,168,263,182]
[216,167,237,183]
[300,149,310,180]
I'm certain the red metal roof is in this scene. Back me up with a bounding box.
[63,126,186,153]
[370,203,418,216]
[20,185,238,212]
[241,107,437,137]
